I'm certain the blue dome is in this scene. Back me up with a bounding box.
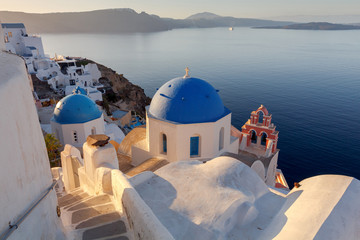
[148,77,230,124]
[53,94,102,124]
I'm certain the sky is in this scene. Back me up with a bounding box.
[1,0,360,20]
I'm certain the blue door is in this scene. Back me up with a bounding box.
[190,136,200,157]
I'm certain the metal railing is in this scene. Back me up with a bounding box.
[0,180,58,240]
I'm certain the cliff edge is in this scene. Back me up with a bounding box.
[92,61,151,117]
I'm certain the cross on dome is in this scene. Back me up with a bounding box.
[184,67,190,78]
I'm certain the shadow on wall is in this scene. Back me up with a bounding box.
[314,178,360,239]
[257,190,303,239]
[133,174,215,239]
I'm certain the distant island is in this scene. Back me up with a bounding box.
[0,9,293,34]
[255,22,360,30]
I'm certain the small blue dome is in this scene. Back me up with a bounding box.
[53,94,102,124]
[148,77,230,124]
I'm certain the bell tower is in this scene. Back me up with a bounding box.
[239,105,278,157]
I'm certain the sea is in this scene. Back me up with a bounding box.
[41,27,360,185]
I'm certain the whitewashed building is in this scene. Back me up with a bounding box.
[65,85,103,102]
[50,90,123,150]
[1,23,45,74]
[1,41,360,239]
[118,71,285,188]
[119,72,238,167]
[36,58,102,91]
[51,92,105,149]
[1,23,102,91]
[1,23,45,57]
[0,28,64,239]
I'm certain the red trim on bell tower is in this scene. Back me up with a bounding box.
[240,105,279,154]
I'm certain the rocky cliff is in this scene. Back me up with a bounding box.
[93,61,151,117]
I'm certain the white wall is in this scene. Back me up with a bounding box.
[265,152,278,187]
[24,36,45,57]
[0,51,64,239]
[147,116,178,162]
[84,63,101,83]
[251,160,266,181]
[110,170,175,240]
[51,115,105,148]
[146,113,236,163]
[87,89,103,102]
[83,142,119,189]
[0,27,5,51]
[2,28,27,56]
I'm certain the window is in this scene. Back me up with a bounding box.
[258,111,264,124]
[219,127,224,150]
[250,130,257,144]
[69,79,75,85]
[91,127,96,135]
[73,131,78,143]
[190,136,200,157]
[261,133,267,146]
[162,134,167,154]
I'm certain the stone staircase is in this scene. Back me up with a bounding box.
[57,187,132,240]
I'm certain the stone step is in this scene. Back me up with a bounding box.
[58,188,83,202]
[82,220,127,240]
[67,195,112,211]
[72,203,116,225]
[103,236,129,240]
[92,235,129,240]
[59,191,90,208]
[75,212,121,230]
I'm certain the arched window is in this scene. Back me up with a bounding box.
[91,127,96,135]
[190,135,200,157]
[219,127,224,150]
[73,131,78,143]
[162,133,167,154]
[250,130,257,144]
[258,111,264,124]
[261,132,267,146]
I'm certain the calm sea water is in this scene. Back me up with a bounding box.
[41,28,360,185]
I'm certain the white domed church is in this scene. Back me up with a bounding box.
[51,92,105,148]
[127,71,238,167]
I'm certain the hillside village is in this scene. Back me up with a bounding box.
[2,23,150,138]
[1,22,360,240]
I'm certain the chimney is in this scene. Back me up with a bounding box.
[83,134,119,182]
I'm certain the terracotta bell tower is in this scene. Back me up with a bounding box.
[239,105,278,157]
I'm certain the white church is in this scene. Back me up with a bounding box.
[134,71,238,162]
[1,23,360,239]
[50,87,124,149]
[117,69,283,188]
